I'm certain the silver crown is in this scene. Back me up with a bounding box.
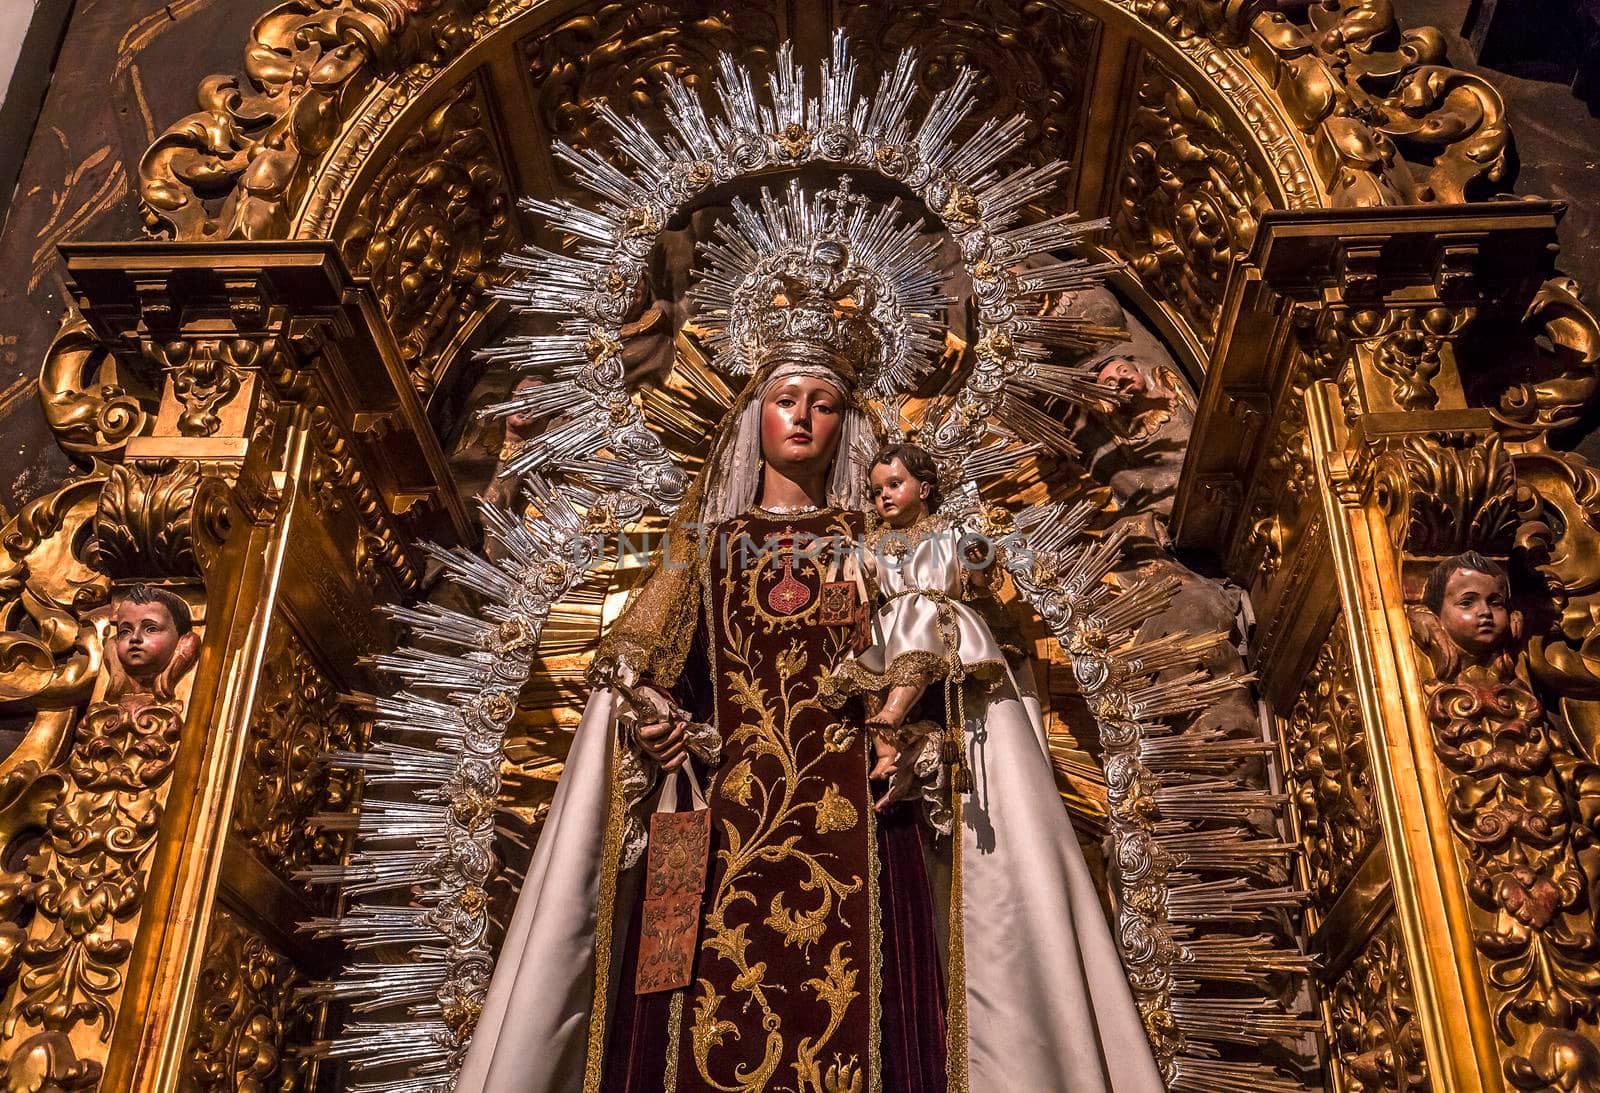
[691,177,949,397]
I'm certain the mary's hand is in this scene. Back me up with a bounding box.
[636,717,689,770]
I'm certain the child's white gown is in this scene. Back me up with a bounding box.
[820,515,1164,1093]
[825,517,1009,701]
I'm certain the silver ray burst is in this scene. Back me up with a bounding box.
[308,30,1307,1093]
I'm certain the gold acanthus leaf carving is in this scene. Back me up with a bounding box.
[1408,611,1600,1073]
[1492,277,1600,440]
[1284,625,1377,905]
[0,479,109,710]
[1112,52,1268,349]
[38,314,153,463]
[137,0,490,241]
[89,460,232,582]
[1251,1,1513,207]
[1326,917,1429,1092]
[1364,432,1535,558]
[338,77,509,396]
[185,911,313,1092]
[233,622,361,900]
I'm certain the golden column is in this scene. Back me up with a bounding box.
[1178,203,1600,1091]
[0,242,469,1091]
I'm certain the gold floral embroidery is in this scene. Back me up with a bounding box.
[794,943,863,1090]
[815,782,858,834]
[688,509,872,1091]
[721,757,754,806]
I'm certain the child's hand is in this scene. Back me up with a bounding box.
[874,760,916,812]
[959,533,994,569]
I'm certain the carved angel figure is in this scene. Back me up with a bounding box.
[104,584,200,707]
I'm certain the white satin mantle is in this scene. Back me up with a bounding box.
[457,666,1163,1093]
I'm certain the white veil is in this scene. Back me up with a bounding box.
[700,363,877,525]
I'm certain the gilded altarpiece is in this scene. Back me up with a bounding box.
[1,0,1598,1090]
[0,240,465,1092]
[1180,203,1600,1092]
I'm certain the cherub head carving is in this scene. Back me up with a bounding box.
[1412,552,1521,679]
[1096,357,1148,400]
[107,584,201,702]
[1094,354,1194,436]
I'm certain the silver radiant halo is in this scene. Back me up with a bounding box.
[482,29,1114,517]
[309,30,1274,1093]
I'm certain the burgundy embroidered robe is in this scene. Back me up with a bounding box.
[602,508,946,1093]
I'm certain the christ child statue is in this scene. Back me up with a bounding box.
[822,442,1007,808]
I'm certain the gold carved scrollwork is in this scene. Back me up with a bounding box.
[523,1,779,168]
[11,702,182,1037]
[1284,625,1377,904]
[144,338,254,439]
[1326,917,1430,1092]
[38,316,152,464]
[1128,0,1266,48]
[1240,306,1351,580]
[1,627,199,1085]
[137,0,490,240]
[234,623,361,902]
[842,0,1098,203]
[339,77,509,396]
[1492,277,1600,441]
[1112,52,1269,348]
[1252,1,1513,207]
[185,910,314,1093]
[304,405,420,593]
[0,478,112,1087]
[90,460,233,582]
[1520,452,1600,767]
[1358,306,1472,413]
[1408,611,1600,1082]
[0,480,109,714]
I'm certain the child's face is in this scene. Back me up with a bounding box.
[1439,567,1510,657]
[869,458,928,527]
[112,599,180,681]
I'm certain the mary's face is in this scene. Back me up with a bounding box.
[759,375,844,476]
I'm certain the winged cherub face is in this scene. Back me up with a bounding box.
[1438,566,1510,658]
[1096,357,1147,398]
[113,599,181,683]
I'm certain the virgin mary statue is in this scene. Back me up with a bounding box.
[456,181,1164,1092]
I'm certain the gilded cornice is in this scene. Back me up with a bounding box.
[136,0,1514,253]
